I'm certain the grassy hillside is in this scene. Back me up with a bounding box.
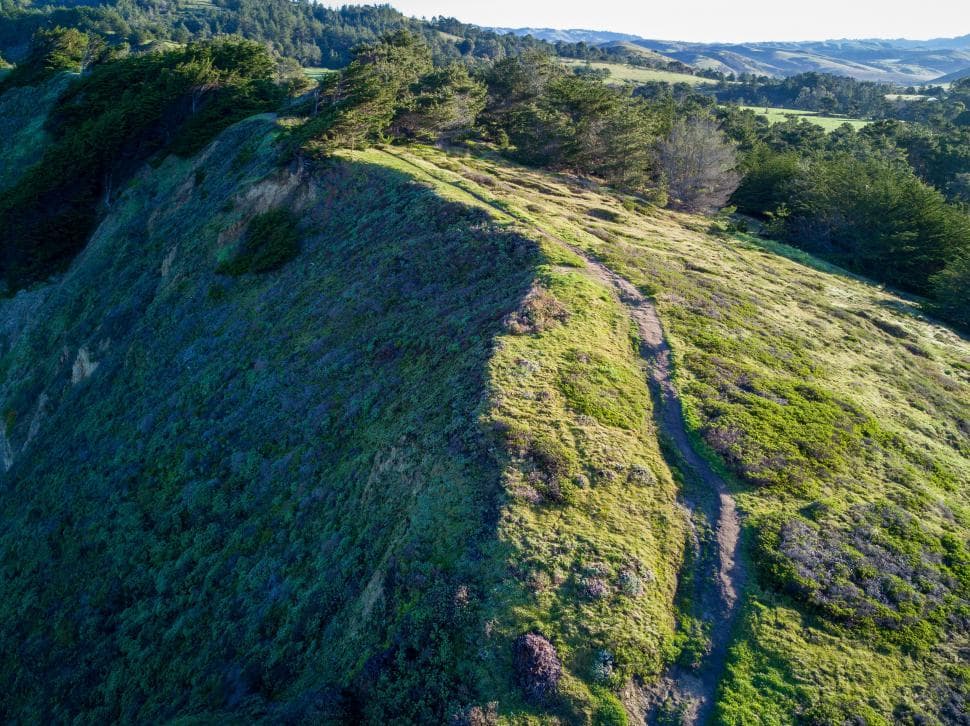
[368,144,969,723]
[0,97,967,723]
[561,59,714,86]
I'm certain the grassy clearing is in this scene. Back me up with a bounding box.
[383,143,969,723]
[303,66,338,81]
[560,59,715,86]
[736,104,870,130]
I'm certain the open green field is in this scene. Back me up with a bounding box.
[885,93,930,102]
[737,104,871,130]
[303,66,339,81]
[561,58,716,86]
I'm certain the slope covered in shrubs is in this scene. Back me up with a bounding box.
[0,113,689,723]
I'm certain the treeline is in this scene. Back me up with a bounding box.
[3,25,968,332]
[709,70,970,130]
[713,72,896,117]
[293,41,740,212]
[720,110,970,328]
[0,0,558,68]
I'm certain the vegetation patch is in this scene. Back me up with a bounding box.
[217,208,300,275]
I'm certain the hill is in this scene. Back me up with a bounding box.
[494,27,970,83]
[933,66,970,84]
[0,26,968,726]
[637,38,970,83]
[490,27,644,45]
[1,100,967,721]
[561,59,713,86]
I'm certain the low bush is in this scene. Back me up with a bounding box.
[218,209,301,275]
[758,503,970,649]
[513,633,562,705]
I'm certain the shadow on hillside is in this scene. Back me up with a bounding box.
[0,155,540,722]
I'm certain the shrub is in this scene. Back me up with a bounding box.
[758,503,969,648]
[218,209,301,275]
[513,632,562,705]
[503,284,569,335]
[451,702,499,725]
[593,688,629,726]
[590,649,615,683]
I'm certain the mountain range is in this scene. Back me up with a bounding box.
[495,28,970,84]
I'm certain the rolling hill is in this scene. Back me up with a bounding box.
[495,27,970,83]
[1,83,967,720]
[933,66,970,84]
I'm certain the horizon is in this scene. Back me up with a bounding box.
[331,1,969,44]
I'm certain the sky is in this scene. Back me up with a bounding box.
[332,0,969,43]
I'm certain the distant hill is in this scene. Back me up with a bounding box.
[932,65,970,84]
[494,27,970,83]
[489,27,643,45]
[632,37,970,83]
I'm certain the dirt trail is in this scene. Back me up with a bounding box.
[571,252,746,725]
[378,148,745,722]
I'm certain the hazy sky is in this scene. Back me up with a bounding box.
[333,0,969,43]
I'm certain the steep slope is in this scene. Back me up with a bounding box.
[1,109,968,724]
[0,116,686,723]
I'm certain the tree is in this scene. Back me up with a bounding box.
[391,63,485,141]
[776,154,970,294]
[929,252,970,329]
[299,30,433,155]
[731,146,802,216]
[657,115,740,213]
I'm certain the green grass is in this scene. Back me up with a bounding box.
[561,59,715,86]
[735,104,871,130]
[383,144,969,723]
[303,66,339,81]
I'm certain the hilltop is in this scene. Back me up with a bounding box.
[0,19,968,726]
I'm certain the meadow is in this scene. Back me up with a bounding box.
[736,104,870,130]
[561,59,716,86]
